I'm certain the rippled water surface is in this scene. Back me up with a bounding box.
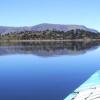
[0,41,100,100]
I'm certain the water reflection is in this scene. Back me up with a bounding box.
[0,41,100,56]
[0,41,100,100]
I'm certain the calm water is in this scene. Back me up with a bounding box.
[0,41,100,100]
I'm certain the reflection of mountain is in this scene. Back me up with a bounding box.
[0,41,100,57]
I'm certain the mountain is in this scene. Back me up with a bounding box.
[0,26,31,34]
[31,23,98,33]
[0,23,98,34]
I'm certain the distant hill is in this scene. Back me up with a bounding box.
[31,23,98,33]
[0,23,98,34]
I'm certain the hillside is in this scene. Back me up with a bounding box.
[0,23,98,34]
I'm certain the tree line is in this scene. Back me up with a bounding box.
[0,29,100,40]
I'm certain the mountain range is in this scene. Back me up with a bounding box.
[0,23,98,34]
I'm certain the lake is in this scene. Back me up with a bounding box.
[0,41,100,100]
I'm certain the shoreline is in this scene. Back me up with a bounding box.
[0,39,100,42]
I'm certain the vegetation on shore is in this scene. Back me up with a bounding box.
[0,29,100,41]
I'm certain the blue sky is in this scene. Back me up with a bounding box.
[0,0,100,31]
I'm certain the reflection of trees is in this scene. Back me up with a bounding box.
[0,41,100,57]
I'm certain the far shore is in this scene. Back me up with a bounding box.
[0,39,100,42]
